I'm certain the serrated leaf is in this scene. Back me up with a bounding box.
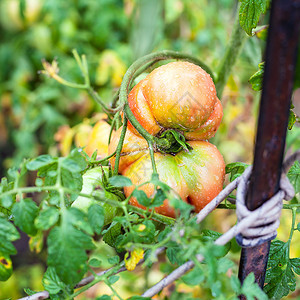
[249,62,265,91]
[287,161,300,194]
[47,208,95,285]
[225,162,249,182]
[88,204,104,234]
[42,267,66,294]
[108,275,119,284]
[88,258,102,268]
[149,188,165,208]
[108,256,120,265]
[35,207,59,230]
[12,198,38,236]
[290,258,300,275]
[242,273,268,300]
[133,189,151,207]
[0,216,20,256]
[264,240,297,299]
[239,0,268,36]
[108,175,132,187]
[181,266,204,285]
[103,223,122,250]
[26,155,55,171]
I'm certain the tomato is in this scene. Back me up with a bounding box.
[127,61,222,140]
[109,129,225,218]
[81,114,112,159]
[72,167,120,225]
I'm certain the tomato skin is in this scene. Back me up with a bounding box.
[127,61,222,140]
[84,117,112,158]
[109,132,225,217]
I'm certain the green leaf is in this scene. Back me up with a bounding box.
[290,258,300,275]
[103,223,123,251]
[239,0,268,36]
[108,256,120,265]
[108,175,132,187]
[88,204,105,234]
[181,266,205,285]
[97,296,112,300]
[287,161,300,194]
[127,297,151,300]
[249,62,265,91]
[288,110,297,130]
[225,162,249,182]
[149,188,165,208]
[0,216,20,256]
[264,240,297,299]
[108,275,119,284]
[88,258,102,268]
[12,198,38,236]
[133,189,151,207]
[26,155,55,171]
[35,207,59,230]
[42,267,66,294]
[242,273,268,300]
[0,253,13,281]
[47,208,95,285]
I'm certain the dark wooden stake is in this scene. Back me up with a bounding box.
[238,0,300,292]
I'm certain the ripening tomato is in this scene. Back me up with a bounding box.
[127,61,222,140]
[109,129,225,218]
[84,116,112,159]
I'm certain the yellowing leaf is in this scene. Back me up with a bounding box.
[29,231,44,254]
[125,248,144,271]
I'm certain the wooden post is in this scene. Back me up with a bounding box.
[238,0,300,291]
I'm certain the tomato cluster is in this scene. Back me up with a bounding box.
[107,61,225,217]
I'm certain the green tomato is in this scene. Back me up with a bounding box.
[72,167,120,226]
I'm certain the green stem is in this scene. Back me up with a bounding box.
[113,116,128,176]
[287,207,297,246]
[70,262,125,298]
[215,9,247,98]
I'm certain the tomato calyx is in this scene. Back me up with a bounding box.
[156,129,192,154]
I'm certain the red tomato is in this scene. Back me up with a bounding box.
[109,130,225,218]
[127,61,222,140]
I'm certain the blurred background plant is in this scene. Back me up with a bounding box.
[0,0,299,298]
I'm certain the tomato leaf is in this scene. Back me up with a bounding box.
[133,189,151,207]
[249,62,264,91]
[241,273,268,299]
[26,155,55,171]
[181,266,205,285]
[47,208,95,285]
[287,161,300,194]
[0,216,20,256]
[42,267,68,295]
[12,198,38,236]
[239,0,269,36]
[88,204,105,234]
[108,175,132,187]
[225,162,249,182]
[35,207,60,230]
[264,240,297,299]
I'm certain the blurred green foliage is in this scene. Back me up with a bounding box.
[0,0,266,177]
